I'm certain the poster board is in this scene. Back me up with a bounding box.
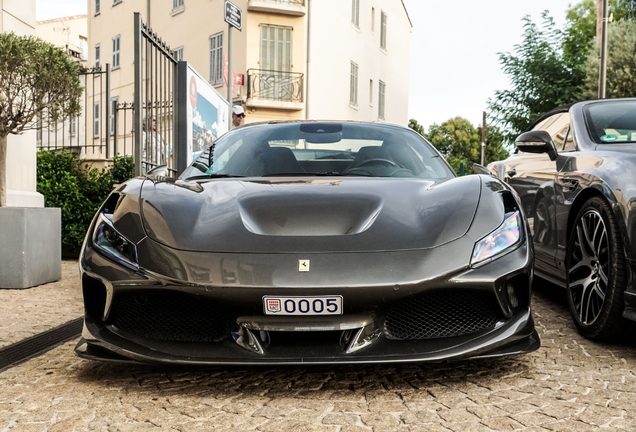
[178,62,230,173]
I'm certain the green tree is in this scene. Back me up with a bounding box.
[0,32,83,206]
[408,118,425,136]
[488,13,582,145]
[582,19,636,98]
[563,0,632,75]
[423,117,508,174]
[478,125,510,166]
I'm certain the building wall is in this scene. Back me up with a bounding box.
[307,0,411,125]
[36,16,88,155]
[2,0,42,207]
[36,15,88,59]
[86,0,410,140]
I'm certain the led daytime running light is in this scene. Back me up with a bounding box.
[471,212,522,267]
[92,214,139,270]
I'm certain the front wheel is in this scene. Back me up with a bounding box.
[566,197,628,340]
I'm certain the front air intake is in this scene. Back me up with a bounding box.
[109,291,229,342]
[384,290,503,340]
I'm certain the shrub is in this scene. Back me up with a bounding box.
[37,151,135,256]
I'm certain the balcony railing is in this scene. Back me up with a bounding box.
[247,0,306,16]
[258,0,304,5]
[247,69,304,104]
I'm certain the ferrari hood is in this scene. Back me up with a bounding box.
[138,176,482,253]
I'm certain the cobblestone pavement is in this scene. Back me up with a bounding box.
[2,277,636,431]
[0,261,82,348]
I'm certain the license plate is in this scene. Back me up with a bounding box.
[263,296,343,316]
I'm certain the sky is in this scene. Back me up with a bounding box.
[402,0,575,129]
[36,0,576,130]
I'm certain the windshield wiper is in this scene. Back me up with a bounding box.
[185,174,246,180]
[261,172,345,177]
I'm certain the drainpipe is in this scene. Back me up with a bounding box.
[147,0,151,26]
[305,0,311,120]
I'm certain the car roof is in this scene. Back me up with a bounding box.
[529,97,636,130]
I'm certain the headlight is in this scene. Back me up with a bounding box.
[92,214,139,270]
[471,212,522,267]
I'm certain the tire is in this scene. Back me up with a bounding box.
[566,196,628,340]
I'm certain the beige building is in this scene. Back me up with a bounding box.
[36,15,89,156]
[87,0,411,138]
[36,14,88,62]
[2,0,42,207]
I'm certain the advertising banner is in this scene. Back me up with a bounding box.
[178,62,230,170]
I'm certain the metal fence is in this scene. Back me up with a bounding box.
[37,14,179,178]
[134,12,179,177]
[37,65,111,160]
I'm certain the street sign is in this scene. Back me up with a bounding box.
[224,1,242,31]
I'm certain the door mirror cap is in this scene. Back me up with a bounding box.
[515,130,558,161]
[472,163,491,176]
[146,164,170,178]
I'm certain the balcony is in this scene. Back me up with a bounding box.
[246,69,304,111]
[247,0,306,17]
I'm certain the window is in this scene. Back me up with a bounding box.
[112,35,120,69]
[380,11,387,50]
[172,47,184,61]
[93,101,100,138]
[369,79,373,106]
[69,118,77,137]
[260,25,292,72]
[371,7,375,32]
[351,0,360,27]
[95,0,100,15]
[350,62,359,107]
[378,80,386,120]
[259,25,293,100]
[95,44,100,69]
[209,32,223,85]
[173,0,184,9]
[181,123,456,181]
[36,114,42,142]
[113,0,122,5]
[110,97,118,136]
[79,37,88,60]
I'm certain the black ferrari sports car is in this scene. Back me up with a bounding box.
[488,98,636,340]
[75,121,539,365]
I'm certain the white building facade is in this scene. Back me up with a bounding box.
[1,0,42,207]
[307,0,411,124]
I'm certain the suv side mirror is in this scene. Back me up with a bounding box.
[515,130,558,161]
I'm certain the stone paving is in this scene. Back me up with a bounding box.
[0,261,82,348]
[2,271,636,431]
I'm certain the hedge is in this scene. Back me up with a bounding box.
[36,151,135,257]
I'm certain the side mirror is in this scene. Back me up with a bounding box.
[515,130,558,161]
[472,163,491,175]
[146,164,170,177]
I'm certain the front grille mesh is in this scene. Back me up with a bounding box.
[384,290,503,340]
[110,291,229,342]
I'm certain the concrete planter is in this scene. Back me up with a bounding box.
[0,207,62,289]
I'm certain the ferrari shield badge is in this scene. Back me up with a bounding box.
[298,259,310,272]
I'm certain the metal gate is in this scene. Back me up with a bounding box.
[133,12,179,177]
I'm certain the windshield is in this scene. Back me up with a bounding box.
[584,100,636,144]
[180,122,454,180]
